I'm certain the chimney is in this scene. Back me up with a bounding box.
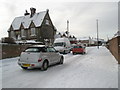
[46,9,49,13]
[30,7,36,17]
[24,10,30,16]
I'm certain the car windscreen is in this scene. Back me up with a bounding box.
[25,47,46,52]
[54,42,66,46]
[74,46,82,48]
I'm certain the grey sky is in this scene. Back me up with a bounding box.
[0,0,119,40]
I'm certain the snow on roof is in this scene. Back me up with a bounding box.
[79,37,90,40]
[11,11,47,30]
[15,40,43,44]
[30,45,45,47]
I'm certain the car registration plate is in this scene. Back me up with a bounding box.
[22,64,30,67]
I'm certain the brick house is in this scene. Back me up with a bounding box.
[8,8,56,44]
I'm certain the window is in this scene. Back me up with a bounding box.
[45,20,50,25]
[11,31,15,37]
[54,42,66,47]
[25,47,46,52]
[74,46,82,48]
[47,47,56,52]
[21,29,25,37]
[31,28,36,36]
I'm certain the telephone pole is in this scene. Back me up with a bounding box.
[96,19,99,49]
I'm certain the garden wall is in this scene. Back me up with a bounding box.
[108,36,120,64]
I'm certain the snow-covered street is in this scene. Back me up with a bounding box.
[1,46,118,88]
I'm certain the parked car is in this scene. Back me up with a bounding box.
[18,45,64,71]
[70,44,76,51]
[72,45,86,55]
[54,38,71,54]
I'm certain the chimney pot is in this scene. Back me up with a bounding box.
[24,10,30,16]
[30,7,36,17]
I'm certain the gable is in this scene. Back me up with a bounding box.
[29,21,35,28]
[20,23,24,29]
[42,12,54,27]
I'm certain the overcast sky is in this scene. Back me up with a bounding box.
[0,0,119,40]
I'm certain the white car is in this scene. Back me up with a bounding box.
[18,45,64,71]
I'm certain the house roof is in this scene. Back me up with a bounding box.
[11,11,47,30]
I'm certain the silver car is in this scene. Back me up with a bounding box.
[18,45,64,71]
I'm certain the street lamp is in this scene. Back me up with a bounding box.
[67,20,69,38]
[96,19,99,49]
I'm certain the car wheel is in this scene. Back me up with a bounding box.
[41,61,48,71]
[21,66,28,70]
[59,57,64,64]
[82,52,85,55]
[73,52,75,55]
[68,50,71,53]
[63,50,66,54]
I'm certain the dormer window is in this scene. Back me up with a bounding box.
[31,28,36,36]
[45,19,50,25]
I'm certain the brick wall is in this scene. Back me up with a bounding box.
[0,44,2,59]
[1,44,31,59]
[108,36,120,64]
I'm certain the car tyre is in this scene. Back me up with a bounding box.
[59,57,64,64]
[82,52,86,55]
[41,61,48,71]
[63,50,66,54]
[73,52,76,55]
[21,66,28,70]
[82,52,85,55]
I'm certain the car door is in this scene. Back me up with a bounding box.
[47,47,60,64]
[51,47,60,63]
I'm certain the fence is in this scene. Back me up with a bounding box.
[108,36,120,64]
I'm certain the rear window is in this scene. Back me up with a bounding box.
[54,42,66,46]
[74,46,82,48]
[25,47,46,52]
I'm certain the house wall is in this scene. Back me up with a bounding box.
[8,10,56,45]
[108,36,120,64]
[39,12,55,44]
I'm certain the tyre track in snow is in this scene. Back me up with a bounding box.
[2,47,95,88]
[63,47,94,65]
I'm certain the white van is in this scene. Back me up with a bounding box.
[54,38,71,54]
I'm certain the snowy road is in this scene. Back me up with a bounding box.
[1,46,118,88]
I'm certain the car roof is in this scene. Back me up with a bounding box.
[29,45,46,47]
[29,45,53,48]
[75,45,82,46]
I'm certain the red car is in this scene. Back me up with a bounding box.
[72,45,86,55]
